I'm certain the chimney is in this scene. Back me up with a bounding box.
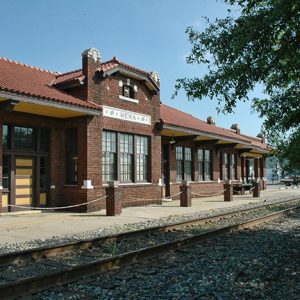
[207,116,216,125]
[257,133,265,144]
[231,123,240,134]
[81,48,101,101]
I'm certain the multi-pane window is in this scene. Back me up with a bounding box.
[198,149,212,181]
[176,146,193,181]
[120,134,133,182]
[136,136,149,181]
[232,154,237,180]
[65,128,78,184]
[204,150,212,180]
[2,125,9,148]
[176,147,183,181]
[102,131,150,183]
[185,148,192,181]
[2,155,9,190]
[223,153,230,180]
[102,131,117,181]
[123,85,135,98]
[198,149,204,181]
[14,126,34,149]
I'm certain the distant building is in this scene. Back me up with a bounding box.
[266,157,282,183]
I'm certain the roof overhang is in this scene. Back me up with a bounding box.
[161,124,250,146]
[161,124,269,155]
[0,91,101,118]
[100,67,159,92]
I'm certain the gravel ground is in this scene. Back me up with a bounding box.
[0,197,299,255]
[37,210,300,300]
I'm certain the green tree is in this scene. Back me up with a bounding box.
[175,0,300,173]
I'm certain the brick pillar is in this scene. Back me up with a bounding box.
[224,183,233,201]
[106,181,122,216]
[180,181,191,207]
[253,182,260,198]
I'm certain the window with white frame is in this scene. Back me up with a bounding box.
[198,149,212,181]
[120,133,133,182]
[232,153,238,180]
[136,135,149,181]
[176,146,193,181]
[223,153,230,180]
[102,131,149,183]
[102,131,117,182]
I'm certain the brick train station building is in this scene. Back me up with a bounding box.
[0,48,269,212]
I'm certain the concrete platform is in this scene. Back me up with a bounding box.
[0,187,299,245]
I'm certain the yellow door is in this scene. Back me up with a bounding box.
[15,158,34,207]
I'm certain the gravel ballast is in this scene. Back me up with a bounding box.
[37,210,300,299]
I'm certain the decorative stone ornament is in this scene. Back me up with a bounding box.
[119,80,124,87]
[81,48,101,62]
[133,85,138,92]
[150,71,160,83]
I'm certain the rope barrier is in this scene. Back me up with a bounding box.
[191,189,227,197]
[164,191,183,199]
[7,195,108,210]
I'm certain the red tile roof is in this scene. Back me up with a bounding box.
[52,69,85,86]
[0,57,99,110]
[160,104,253,144]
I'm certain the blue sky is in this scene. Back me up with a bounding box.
[0,0,264,136]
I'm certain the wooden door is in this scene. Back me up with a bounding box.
[15,157,34,207]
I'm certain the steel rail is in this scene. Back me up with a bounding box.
[0,204,299,299]
[0,197,299,266]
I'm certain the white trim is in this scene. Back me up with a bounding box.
[119,95,139,104]
[103,67,159,92]
[0,91,101,116]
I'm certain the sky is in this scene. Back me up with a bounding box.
[0,0,265,137]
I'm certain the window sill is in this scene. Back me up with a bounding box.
[119,95,139,104]
[102,182,152,187]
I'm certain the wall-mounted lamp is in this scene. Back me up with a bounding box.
[169,136,176,145]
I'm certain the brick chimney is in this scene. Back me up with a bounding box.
[207,116,216,125]
[81,48,101,101]
[231,123,240,134]
[257,133,265,144]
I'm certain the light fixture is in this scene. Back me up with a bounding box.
[169,136,176,145]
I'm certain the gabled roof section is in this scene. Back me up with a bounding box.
[100,57,160,92]
[160,104,253,144]
[52,69,85,89]
[0,57,99,111]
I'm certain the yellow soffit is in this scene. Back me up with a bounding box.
[242,152,263,158]
[14,102,86,118]
[0,98,93,118]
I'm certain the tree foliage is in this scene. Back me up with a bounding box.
[175,0,300,173]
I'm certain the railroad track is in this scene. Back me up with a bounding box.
[0,198,299,299]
